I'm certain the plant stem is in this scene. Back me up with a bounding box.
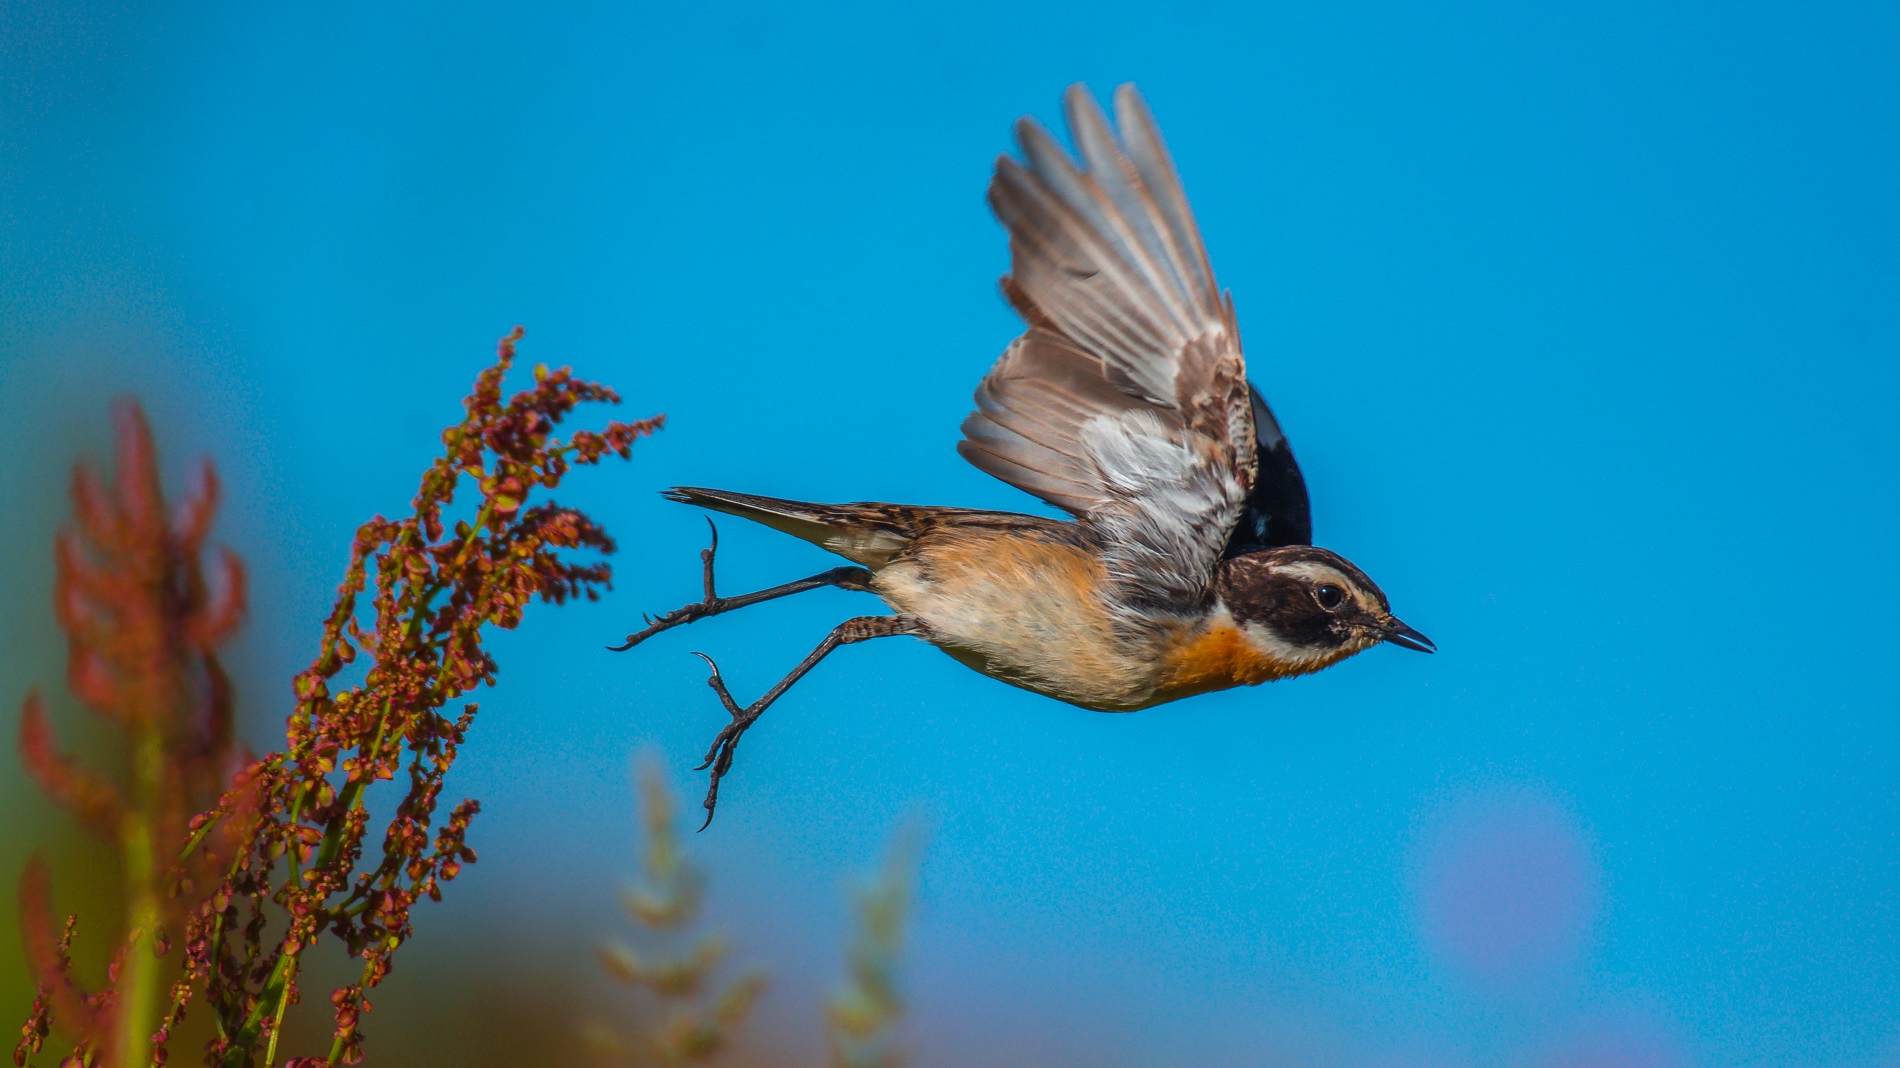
[324,937,394,1067]
[112,720,168,1068]
[261,965,295,1068]
[223,954,293,1068]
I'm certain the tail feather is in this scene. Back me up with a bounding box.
[663,487,915,568]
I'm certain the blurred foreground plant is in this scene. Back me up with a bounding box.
[14,329,660,1068]
[585,758,765,1065]
[14,402,249,1068]
[826,825,925,1068]
[585,765,929,1068]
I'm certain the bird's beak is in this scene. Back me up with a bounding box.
[1382,619,1436,653]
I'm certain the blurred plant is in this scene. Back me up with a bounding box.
[13,328,660,1068]
[584,757,766,1066]
[13,401,249,1068]
[826,824,926,1068]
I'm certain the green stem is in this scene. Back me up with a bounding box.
[260,964,295,1068]
[324,938,395,1066]
[112,721,168,1068]
[222,954,293,1068]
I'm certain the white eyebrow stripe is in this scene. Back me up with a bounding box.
[1272,560,1349,585]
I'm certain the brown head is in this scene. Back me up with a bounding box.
[1212,545,1434,675]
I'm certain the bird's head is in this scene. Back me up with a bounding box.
[1213,545,1434,672]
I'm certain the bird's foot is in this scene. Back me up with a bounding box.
[691,651,768,830]
[609,518,723,651]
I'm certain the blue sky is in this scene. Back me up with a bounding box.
[2,1,1896,1064]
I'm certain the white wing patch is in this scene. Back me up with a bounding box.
[1080,411,1247,624]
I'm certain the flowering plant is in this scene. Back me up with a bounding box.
[15,329,658,1068]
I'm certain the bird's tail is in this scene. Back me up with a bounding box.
[662,487,917,569]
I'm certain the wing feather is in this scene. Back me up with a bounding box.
[1114,87,1220,311]
[1068,90,1213,339]
[964,84,1290,625]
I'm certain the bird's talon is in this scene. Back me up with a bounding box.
[699,519,720,599]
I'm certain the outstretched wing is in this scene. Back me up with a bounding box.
[959,83,1309,623]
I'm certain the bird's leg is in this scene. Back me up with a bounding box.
[609,518,873,651]
[693,614,926,829]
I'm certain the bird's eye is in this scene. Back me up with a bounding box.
[1314,583,1346,610]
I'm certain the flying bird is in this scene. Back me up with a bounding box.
[616,84,1434,827]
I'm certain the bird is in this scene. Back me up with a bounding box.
[614,83,1434,828]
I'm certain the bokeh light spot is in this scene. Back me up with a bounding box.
[1416,786,1597,979]
[1542,1016,1689,1068]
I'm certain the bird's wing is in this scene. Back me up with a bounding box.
[959,83,1309,623]
[1222,383,1312,557]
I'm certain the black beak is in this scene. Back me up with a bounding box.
[1382,619,1436,653]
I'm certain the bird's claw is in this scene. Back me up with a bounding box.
[607,522,724,652]
[607,601,713,651]
[690,650,763,831]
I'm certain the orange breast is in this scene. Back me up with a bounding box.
[1153,622,1345,703]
